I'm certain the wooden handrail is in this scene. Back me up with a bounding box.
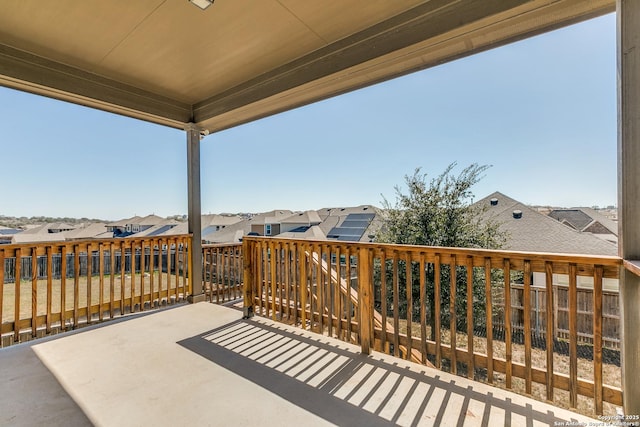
[1,235,192,346]
[306,247,433,366]
[241,236,622,415]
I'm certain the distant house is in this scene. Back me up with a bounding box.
[64,223,112,241]
[107,214,166,237]
[279,211,322,234]
[248,210,293,236]
[47,223,77,233]
[124,218,180,238]
[0,227,22,244]
[201,214,242,236]
[548,207,617,244]
[201,207,381,244]
[474,191,618,290]
[278,225,327,241]
[11,223,70,244]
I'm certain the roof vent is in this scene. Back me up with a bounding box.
[490,198,498,206]
[512,210,523,219]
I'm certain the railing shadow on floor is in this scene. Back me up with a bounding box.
[178,319,588,427]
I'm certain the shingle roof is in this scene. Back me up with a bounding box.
[12,232,67,244]
[64,223,112,240]
[316,205,377,220]
[201,218,252,242]
[281,211,322,224]
[249,210,293,225]
[278,225,327,241]
[108,216,142,227]
[127,219,179,237]
[137,214,166,226]
[201,214,242,227]
[549,207,618,236]
[474,192,617,256]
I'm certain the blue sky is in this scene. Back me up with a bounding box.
[0,13,616,221]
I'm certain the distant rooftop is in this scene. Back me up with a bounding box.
[475,192,617,256]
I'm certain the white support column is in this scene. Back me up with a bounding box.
[617,0,640,415]
[186,123,204,303]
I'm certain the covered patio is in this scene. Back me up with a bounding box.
[0,303,596,426]
[1,0,639,420]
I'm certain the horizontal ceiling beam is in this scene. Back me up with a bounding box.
[0,44,192,128]
[194,0,614,132]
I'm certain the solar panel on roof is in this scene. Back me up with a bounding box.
[289,226,311,233]
[326,213,375,241]
[340,220,372,228]
[346,213,375,221]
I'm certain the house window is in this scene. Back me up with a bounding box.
[265,224,272,235]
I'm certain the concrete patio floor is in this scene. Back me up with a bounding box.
[0,302,598,426]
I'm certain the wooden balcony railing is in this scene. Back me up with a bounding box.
[0,235,191,346]
[202,243,243,304]
[241,236,623,417]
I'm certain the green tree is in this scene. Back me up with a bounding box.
[376,163,507,341]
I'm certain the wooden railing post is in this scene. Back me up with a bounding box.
[242,239,254,319]
[358,247,372,354]
[619,0,640,415]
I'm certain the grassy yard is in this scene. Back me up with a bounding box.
[396,319,621,417]
[1,272,187,323]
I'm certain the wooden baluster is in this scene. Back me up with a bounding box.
[381,250,388,354]
[504,259,512,388]
[110,242,115,319]
[149,240,155,308]
[300,242,307,329]
[418,253,427,364]
[284,242,291,322]
[214,248,219,304]
[344,246,350,339]
[292,243,298,325]
[484,258,493,383]
[131,240,137,309]
[31,247,37,337]
[140,241,146,310]
[99,243,104,321]
[449,255,456,373]
[174,239,180,301]
[358,247,372,354]
[120,241,126,313]
[406,253,413,360]
[545,261,554,401]
[435,254,441,369]
[326,245,334,337]
[317,244,324,333]
[393,251,400,358]
[258,242,265,316]
[74,245,79,327]
[0,250,4,339]
[15,248,21,341]
[568,263,578,408]
[271,244,276,314]
[46,246,53,333]
[61,246,67,331]
[466,257,474,379]
[87,244,93,324]
[524,260,532,394]
[593,265,604,414]
[183,238,189,298]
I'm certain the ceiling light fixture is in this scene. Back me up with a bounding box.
[189,0,214,10]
